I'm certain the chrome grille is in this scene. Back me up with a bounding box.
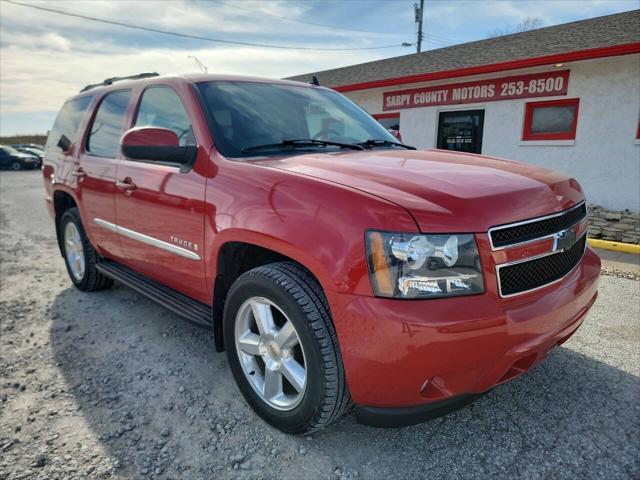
[489,202,587,249]
[497,235,587,297]
[490,201,588,298]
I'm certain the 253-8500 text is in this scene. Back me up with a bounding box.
[501,76,565,96]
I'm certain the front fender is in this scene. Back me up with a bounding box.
[203,160,419,298]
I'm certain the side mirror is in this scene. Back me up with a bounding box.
[57,135,72,152]
[388,129,402,142]
[121,127,196,165]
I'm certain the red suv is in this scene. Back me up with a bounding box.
[43,73,600,433]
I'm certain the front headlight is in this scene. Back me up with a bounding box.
[365,231,484,299]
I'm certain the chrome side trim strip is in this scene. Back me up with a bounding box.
[488,201,586,251]
[495,234,587,298]
[93,218,201,261]
[94,218,117,232]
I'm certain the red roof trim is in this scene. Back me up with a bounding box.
[333,42,640,93]
[371,112,400,119]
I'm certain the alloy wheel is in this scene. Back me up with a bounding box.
[234,297,307,411]
[64,221,85,281]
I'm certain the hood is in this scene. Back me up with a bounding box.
[254,149,584,233]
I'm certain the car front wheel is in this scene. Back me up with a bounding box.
[10,160,22,171]
[223,262,351,433]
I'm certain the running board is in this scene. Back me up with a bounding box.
[96,260,213,328]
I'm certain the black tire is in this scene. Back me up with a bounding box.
[11,161,22,171]
[59,207,113,291]
[223,262,351,433]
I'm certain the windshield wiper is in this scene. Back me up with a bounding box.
[242,138,364,153]
[358,139,416,150]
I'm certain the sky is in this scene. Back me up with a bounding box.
[0,0,638,136]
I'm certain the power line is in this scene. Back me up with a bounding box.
[425,37,457,47]
[5,0,412,51]
[230,2,461,45]
[427,33,460,44]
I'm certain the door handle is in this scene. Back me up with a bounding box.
[115,178,137,191]
[71,167,87,178]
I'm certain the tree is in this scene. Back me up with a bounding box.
[488,17,543,38]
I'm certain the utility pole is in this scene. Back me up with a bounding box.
[414,0,424,53]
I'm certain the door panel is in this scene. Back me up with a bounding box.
[114,160,208,302]
[77,155,121,257]
[78,90,132,258]
[114,85,208,303]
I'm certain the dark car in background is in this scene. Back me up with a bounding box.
[11,145,43,167]
[12,143,45,152]
[0,145,40,170]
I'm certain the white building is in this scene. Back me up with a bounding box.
[288,11,640,211]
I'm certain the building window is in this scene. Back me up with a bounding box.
[522,98,579,141]
[372,112,400,131]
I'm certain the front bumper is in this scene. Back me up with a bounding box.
[327,247,600,425]
[354,393,485,428]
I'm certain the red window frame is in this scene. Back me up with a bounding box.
[372,112,400,121]
[522,98,579,141]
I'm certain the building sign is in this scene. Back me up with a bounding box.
[382,70,570,111]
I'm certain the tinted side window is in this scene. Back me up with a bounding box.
[87,90,132,157]
[45,96,92,151]
[135,87,195,146]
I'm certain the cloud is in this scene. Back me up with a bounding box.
[0,0,636,135]
[425,0,638,35]
[0,35,381,112]
[0,0,400,134]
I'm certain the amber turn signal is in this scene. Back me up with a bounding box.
[367,231,394,296]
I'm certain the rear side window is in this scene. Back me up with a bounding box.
[45,96,92,151]
[87,90,132,157]
[135,87,195,146]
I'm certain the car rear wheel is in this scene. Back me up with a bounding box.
[223,262,351,433]
[59,207,113,291]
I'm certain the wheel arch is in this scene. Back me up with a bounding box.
[52,188,80,257]
[211,237,331,352]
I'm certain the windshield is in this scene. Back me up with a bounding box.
[197,81,398,158]
[1,146,22,155]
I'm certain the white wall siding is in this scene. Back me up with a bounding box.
[346,55,640,211]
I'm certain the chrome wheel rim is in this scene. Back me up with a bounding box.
[235,297,307,411]
[64,222,85,281]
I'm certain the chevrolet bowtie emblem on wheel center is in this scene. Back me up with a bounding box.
[552,228,578,252]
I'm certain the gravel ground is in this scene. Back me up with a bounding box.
[1,170,639,480]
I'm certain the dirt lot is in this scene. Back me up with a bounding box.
[1,170,639,480]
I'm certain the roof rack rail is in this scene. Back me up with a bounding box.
[80,72,160,92]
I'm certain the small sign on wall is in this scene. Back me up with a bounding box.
[383,70,570,111]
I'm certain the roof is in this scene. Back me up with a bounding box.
[286,10,640,90]
[73,73,316,99]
